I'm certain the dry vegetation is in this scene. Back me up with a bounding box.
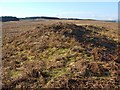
[2,20,120,89]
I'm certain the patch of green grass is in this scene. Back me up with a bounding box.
[27,55,35,61]
[17,50,28,55]
[10,70,22,78]
[52,68,68,77]
[57,48,69,54]
[39,47,71,61]
[42,67,70,81]
[66,56,77,66]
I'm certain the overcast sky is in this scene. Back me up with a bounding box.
[0,2,118,20]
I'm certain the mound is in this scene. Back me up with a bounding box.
[2,22,120,89]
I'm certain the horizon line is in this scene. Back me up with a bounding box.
[0,15,118,21]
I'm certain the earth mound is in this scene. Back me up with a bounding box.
[2,22,120,89]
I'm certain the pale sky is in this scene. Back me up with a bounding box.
[0,2,118,20]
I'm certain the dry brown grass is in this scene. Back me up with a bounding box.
[2,20,120,89]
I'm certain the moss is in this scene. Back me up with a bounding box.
[10,70,22,78]
[17,50,28,55]
[57,48,69,54]
[66,56,76,66]
[27,55,35,61]
[40,47,81,67]
[39,47,73,62]
[42,67,69,82]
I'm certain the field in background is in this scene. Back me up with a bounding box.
[2,20,119,41]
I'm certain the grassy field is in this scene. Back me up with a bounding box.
[2,20,120,89]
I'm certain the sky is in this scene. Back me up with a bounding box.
[0,2,118,20]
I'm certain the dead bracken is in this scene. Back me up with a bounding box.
[2,22,120,89]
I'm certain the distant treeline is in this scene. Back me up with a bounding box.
[20,16,60,20]
[0,16,19,22]
[0,16,96,22]
[20,16,86,20]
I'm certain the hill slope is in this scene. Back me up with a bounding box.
[2,22,120,89]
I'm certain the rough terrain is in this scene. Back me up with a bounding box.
[2,20,120,89]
